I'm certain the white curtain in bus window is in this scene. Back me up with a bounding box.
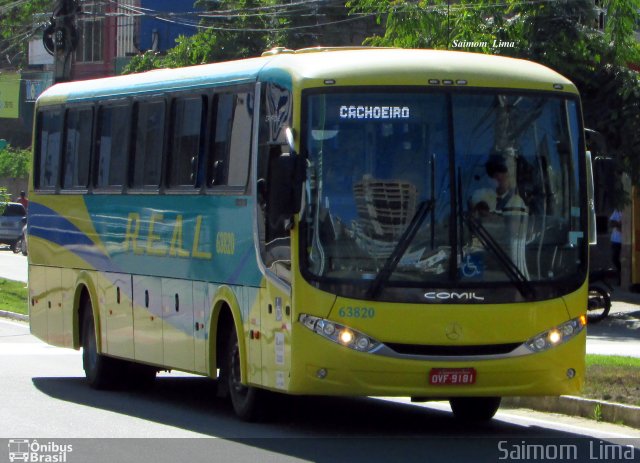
[209,91,253,188]
[96,105,130,188]
[131,101,165,188]
[63,107,93,189]
[169,96,205,188]
[37,109,63,189]
[227,91,252,187]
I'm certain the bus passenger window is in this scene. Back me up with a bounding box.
[63,107,93,189]
[36,109,63,190]
[208,90,252,188]
[227,92,252,187]
[131,100,165,189]
[95,105,130,189]
[169,96,205,188]
[209,93,233,187]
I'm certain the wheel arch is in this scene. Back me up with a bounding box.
[72,271,101,351]
[208,285,247,382]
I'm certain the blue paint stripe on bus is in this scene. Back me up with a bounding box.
[28,202,121,273]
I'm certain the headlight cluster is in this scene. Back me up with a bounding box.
[299,314,381,353]
[525,315,587,353]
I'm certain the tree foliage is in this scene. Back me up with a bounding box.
[124,0,300,74]
[348,0,640,199]
[123,0,358,74]
[0,145,31,179]
[0,0,50,69]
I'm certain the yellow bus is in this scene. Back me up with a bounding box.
[29,47,592,421]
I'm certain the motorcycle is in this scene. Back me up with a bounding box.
[587,268,617,323]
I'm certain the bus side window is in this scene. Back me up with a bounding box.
[168,95,206,188]
[62,107,93,190]
[130,100,165,189]
[208,89,253,189]
[208,93,233,187]
[36,108,63,190]
[227,91,252,187]
[95,104,130,189]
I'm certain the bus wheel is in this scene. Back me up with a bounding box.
[81,301,117,389]
[226,328,263,421]
[449,397,501,422]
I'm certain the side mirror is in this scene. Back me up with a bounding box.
[266,145,306,230]
[586,150,597,245]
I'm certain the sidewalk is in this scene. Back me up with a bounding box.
[586,287,640,358]
[507,287,640,427]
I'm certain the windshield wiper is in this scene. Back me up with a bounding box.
[464,213,535,300]
[367,200,434,299]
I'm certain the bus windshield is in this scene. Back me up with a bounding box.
[301,89,585,302]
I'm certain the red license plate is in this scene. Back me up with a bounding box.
[429,368,476,385]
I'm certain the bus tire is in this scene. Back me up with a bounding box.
[81,300,117,390]
[449,397,501,422]
[587,286,611,323]
[226,328,264,421]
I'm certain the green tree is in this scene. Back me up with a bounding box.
[123,31,220,74]
[0,145,31,179]
[0,0,50,68]
[124,0,295,74]
[123,0,361,74]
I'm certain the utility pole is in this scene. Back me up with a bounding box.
[42,0,80,83]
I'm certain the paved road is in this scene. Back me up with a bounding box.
[586,290,640,357]
[1,318,639,463]
[0,246,27,282]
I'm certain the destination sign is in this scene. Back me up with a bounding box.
[339,105,410,120]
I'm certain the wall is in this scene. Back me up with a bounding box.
[0,176,28,202]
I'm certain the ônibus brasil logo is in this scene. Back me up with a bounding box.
[8,439,73,463]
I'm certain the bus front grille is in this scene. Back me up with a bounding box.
[385,342,522,357]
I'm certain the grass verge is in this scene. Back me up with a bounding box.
[584,354,640,406]
[0,278,27,315]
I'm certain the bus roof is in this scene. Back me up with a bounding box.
[37,48,577,105]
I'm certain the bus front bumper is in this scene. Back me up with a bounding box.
[287,329,585,398]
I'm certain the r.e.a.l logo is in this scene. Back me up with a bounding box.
[8,439,73,462]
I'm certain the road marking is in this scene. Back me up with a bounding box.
[0,342,80,356]
[0,318,29,329]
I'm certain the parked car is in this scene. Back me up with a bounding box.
[0,202,26,252]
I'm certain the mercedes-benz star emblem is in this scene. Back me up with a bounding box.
[445,322,462,340]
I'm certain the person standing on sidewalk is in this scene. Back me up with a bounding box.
[16,191,28,211]
[609,209,622,286]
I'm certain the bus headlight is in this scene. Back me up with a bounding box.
[525,316,586,353]
[299,314,381,353]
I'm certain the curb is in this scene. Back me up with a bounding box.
[0,310,28,322]
[503,396,640,428]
